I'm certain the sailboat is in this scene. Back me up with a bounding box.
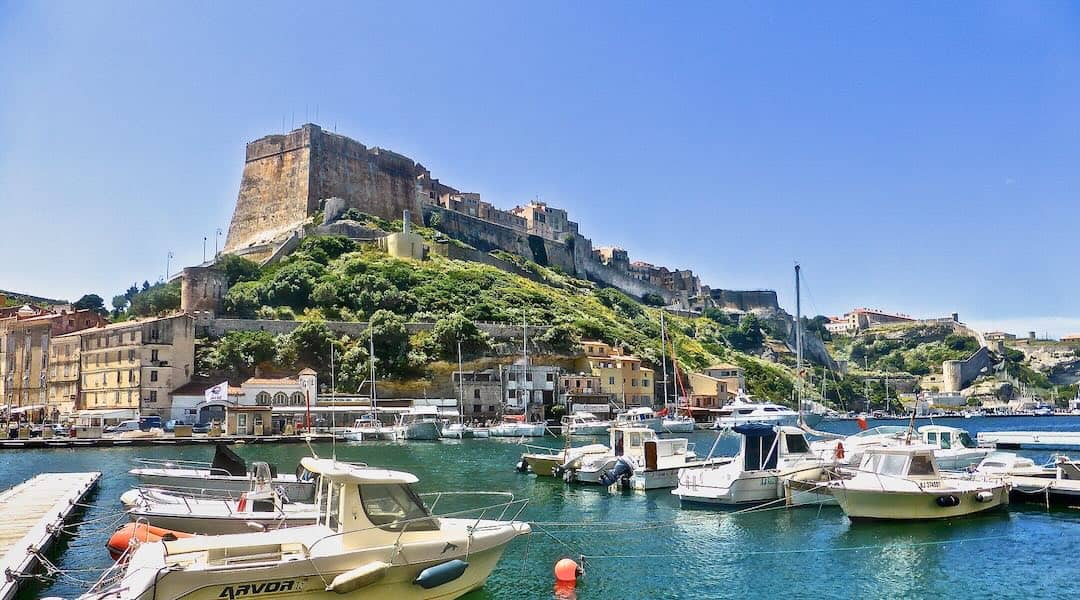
[660,312,696,433]
[442,340,485,439]
[490,314,547,437]
[341,327,394,441]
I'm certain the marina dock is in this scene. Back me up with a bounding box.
[0,433,335,451]
[0,472,101,600]
[977,431,1080,451]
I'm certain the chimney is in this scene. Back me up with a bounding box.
[402,210,411,234]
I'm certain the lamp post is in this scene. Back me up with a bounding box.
[215,228,222,257]
[165,251,174,282]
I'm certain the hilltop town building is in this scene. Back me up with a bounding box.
[560,373,612,415]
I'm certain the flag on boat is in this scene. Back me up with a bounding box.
[656,407,669,417]
[856,416,868,430]
[205,381,228,403]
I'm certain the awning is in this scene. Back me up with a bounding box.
[10,404,47,414]
[76,409,138,420]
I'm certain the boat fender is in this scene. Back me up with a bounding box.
[935,495,960,508]
[598,456,634,486]
[413,559,469,589]
[326,561,389,593]
[834,442,845,461]
[975,491,995,503]
[516,457,529,473]
[237,493,247,512]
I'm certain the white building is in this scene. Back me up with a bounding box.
[241,368,318,408]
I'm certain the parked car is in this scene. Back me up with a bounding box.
[139,416,163,431]
[163,420,184,432]
[191,421,212,434]
[106,419,142,434]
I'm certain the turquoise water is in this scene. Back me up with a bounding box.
[5,417,1079,599]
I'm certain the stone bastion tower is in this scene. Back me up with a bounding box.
[223,123,430,259]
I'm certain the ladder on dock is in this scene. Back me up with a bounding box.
[0,472,101,600]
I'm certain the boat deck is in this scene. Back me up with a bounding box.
[0,472,101,600]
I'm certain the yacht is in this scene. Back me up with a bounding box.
[129,444,317,501]
[565,426,725,490]
[120,462,317,534]
[560,411,610,436]
[826,445,1009,521]
[672,423,823,506]
[614,407,663,432]
[710,394,799,429]
[392,407,442,440]
[84,458,531,600]
[488,415,546,437]
[810,425,988,471]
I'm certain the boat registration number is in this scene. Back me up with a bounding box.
[760,477,777,487]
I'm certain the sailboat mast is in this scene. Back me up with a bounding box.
[660,310,670,411]
[369,326,377,412]
[522,312,528,417]
[795,264,803,420]
[457,339,464,415]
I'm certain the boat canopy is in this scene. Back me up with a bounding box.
[733,422,776,436]
[301,457,419,485]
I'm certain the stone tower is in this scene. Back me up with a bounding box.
[181,267,228,315]
[223,124,427,255]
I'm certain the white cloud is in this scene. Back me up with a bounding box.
[965,316,1080,340]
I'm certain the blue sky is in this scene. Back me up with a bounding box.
[2,1,1078,336]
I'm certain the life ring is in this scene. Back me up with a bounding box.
[237,493,247,512]
[834,442,845,461]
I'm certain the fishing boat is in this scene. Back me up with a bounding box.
[392,407,442,440]
[560,411,610,436]
[672,423,823,506]
[566,426,723,490]
[129,444,317,501]
[488,415,546,437]
[84,458,531,600]
[810,424,988,471]
[614,407,663,432]
[826,445,1009,521]
[120,462,318,534]
[518,443,610,478]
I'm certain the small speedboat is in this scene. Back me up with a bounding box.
[84,458,531,600]
[827,444,1009,521]
[614,407,663,432]
[560,412,610,436]
[129,444,317,501]
[392,407,442,440]
[341,414,394,441]
[566,426,724,490]
[917,425,991,470]
[121,462,318,535]
[489,415,546,438]
[518,443,610,478]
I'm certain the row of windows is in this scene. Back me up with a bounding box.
[254,391,306,406]
[82,369,157,387]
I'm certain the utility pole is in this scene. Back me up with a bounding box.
[165,251,173,282]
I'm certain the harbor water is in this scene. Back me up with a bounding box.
[5,416,1079,599]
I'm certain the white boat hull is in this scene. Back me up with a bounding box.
[831,484,1008,520]
[397,421,441,440]
[673,471,783,505]
[569,424,610,436]
[489,424,546,437]
[661,419,695,433]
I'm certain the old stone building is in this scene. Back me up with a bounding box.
[510,201,577,241]
[0,313,52,416]
[47,334,82,415]
[560,373,612,415]
[70,313,195,418]
[451,368,503,420]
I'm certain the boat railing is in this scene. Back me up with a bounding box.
[131,457,236,476]
[306,492,529,557]
[518,443,563,455]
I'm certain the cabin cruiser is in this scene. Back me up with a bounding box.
[614,407,663,432]
[518,443,610,478]
[392,407,442,440]
[661,414,696,433]
[565,426,724,490]
[810,425,988,471]
[826,445,1009,521]
[83,458,530,600]
[710,395,799,429]
[672,423,824,506]
[488,415,546,437]
[121,462,318,534]
[341,414,394,441]
[917,425,991,470]
[129,445,317,501]
[560,412,610,436]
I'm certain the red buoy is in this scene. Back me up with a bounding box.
[554,558,579,582]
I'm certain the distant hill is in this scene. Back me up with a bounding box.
[0,289,66,307]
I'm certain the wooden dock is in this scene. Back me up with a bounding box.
[977,430,1080,451]
[0,472,101,600]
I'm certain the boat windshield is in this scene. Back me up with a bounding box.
[862,453,908,477]
[957,432,976,448]
[784,434,809,454]
[359,484,439,532]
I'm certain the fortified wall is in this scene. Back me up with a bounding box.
[224,124,425,255]
[942,346,993,392]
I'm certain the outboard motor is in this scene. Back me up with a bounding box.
[516,456,530,473]
[599,456,635,486]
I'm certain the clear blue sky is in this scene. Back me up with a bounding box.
[2,1,1078,336]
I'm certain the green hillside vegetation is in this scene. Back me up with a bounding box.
[196,233,798,403]
[830,324,979,376]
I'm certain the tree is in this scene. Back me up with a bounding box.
[74,294,106,315]
[536,322,581,353]
[214,254,261,286]
[283,320,337,371]
[369,310,410,377]
[297,236,356,265]
[263,260,325,310]
[223,281,263,319]
[128,282,181,317]
[204,331,277,374]
[641,293,666,307]
[111,294,129,317]
[428,313,490,360]
[336,343,371,393]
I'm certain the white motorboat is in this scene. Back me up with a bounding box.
[672,423,824,506]
[341,415,395,441]
[976,452,1080,506]
[560,412,610,436]
[129,444,317,501]
[973,451,1056,478]
[440,419,488,439]
[826,445,1009,521]
[488,416,546,438]
[84,458,531,600]
[392,407,442,440]
[710,394,799,429]
[614,407,663,432]
[518,443,611,478]
[121,462,318,534]
[566,426,725,490]
[917,425,991,470]
[661,415,696,433]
